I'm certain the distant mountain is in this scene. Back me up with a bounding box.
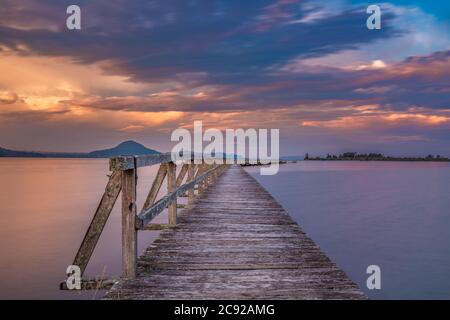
[88,140,159,158]
[0,147,47,158]
[0,141,160,158]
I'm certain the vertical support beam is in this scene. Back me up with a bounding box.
[167,162,177,225]
[142,164,167,211]
[198,163,205,194]
[214,165,219,179]
[121,166,137,279]
[73,171,122,276]
[204,164,210,188]
[206,165,211,186]
[187,162,195,205]
[176,164,189,187]
[211,166,216,181]
[204,165,209,187]
[208,165,213,184]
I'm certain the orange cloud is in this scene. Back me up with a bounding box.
[0,52,149,112]
[0,91,19,104]
[301,111,450,129]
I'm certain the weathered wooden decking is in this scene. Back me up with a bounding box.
[105,165,365,299]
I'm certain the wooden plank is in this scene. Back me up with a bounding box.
[121,168,137,279]
[73,171,122,276]
[194,163,205,178]
[167,162,177,225]
[142,224,176,231]
[135,153,173,170]
[176,164,188,187]
[142,164,167,211]
[106,165,365,300]
[110,153,229,171]
[187,163,195,204]
[109,155,135,171]
[138,192,179,227]
[110,153,173,171]
[205,165,214,187]
[196,164,207,194]
[60,278,118,290]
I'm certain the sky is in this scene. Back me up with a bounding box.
[0,0,449,156]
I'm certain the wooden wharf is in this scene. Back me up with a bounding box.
[63,154,365,300]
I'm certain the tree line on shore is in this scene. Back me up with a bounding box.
[304,152,450,162]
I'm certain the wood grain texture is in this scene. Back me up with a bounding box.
[196,164,207,194]
[142,164,167,211]
[176,164,189,187]
[60,278,119,290]
[110,153,227,171]
[167,162,177,225]
[121,168,137,279]
[106,166,366,299]
[136,165,224,228]
[187,163,195,204]
[110,153,172,171]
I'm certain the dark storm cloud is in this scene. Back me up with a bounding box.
[0,0,399,85]
[4,0,428,116]
[58,49,450,116]
[0,0,450,156]
[2,0,447,114]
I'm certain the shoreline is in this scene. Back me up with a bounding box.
[2,157,450,163]
[304,159,450,162]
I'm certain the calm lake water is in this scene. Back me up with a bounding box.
[0,158,173,299]
[0,159,449,299]
[246,161,450,300]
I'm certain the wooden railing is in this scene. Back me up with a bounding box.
[62,153,229,289]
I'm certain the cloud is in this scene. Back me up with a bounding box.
[119,125,146,133]
[301,111,450,129]
[0,1,401,85]
[0,91,19,104]
[0,0,449,155]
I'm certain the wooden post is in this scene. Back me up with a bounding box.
[204,165,209,187]
[167,162,177,225]
[198,164,205,194]
[204,164,209,189]
[213,165,217,180]
[207,165,213,185]
[209,168,213,183]
[187,162,195,204]
[214,165,219,179]
[122,167,137,279]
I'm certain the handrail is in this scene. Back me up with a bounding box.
[110,153,172,171]
[63,154,230,289]
[109,152,228,171]
[137,165,223,228]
